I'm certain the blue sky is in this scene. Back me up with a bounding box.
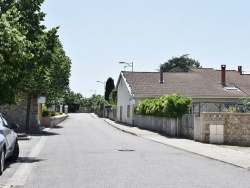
[41,0,250,98]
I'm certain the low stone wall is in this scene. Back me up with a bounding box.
[50,114,68,127]
[198,112,250,146]
[0,92,38,133]
[41,114,68,128]
[41,117,51,127]
[134,115,181,137]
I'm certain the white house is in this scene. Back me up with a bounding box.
[116,65,250,125]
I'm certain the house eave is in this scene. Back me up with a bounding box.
[133,95,246,100]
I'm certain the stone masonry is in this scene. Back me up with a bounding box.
[202,113,250,146]
[0,91,39,133]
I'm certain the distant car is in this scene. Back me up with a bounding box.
[0,113,19,176]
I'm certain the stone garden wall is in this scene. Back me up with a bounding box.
[0,92,39,133]
[199,113,250,146]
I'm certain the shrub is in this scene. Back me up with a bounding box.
[242,97,250,113]
[50,111,56,116]
[42,110,50,117]
[164,94,192,118]
[223,106,239,113]
[136,94,192,118]
[42,109,62,117]
[42,104,47,112]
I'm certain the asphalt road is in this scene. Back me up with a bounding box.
[3,113,250,187]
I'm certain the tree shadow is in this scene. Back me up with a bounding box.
[25,132,61,137]
[15,157,45,163]
[4,157,45,171]
[41,132,61,136]
[51,125,64,129]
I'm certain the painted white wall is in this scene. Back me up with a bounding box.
[116,73,133,125]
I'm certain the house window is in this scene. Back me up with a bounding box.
[127,105,130,117]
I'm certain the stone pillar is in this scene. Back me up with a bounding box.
[37,103,42,130]
[64,105,68,114]
[60,105,63,113]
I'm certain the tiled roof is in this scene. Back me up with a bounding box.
[122,68,250,98]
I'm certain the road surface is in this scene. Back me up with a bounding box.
[3,113,250,187]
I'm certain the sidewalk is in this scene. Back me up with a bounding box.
[92,114,250,170]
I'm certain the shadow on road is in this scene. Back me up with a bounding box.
[15,157,45,163]
[44,132,60,136]
[51,125,64,129]
[4,157,45,171]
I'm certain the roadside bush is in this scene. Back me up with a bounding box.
[42,110,62,117]
[223,106,239,113]
[50,111,56,116]
[164,94,192,118]
[42,110,51,117]
[136,94,192,118]
[42,104,47,112]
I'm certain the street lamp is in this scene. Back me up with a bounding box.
[119,62,134,126]
[119,62,133,96]
[124,65,129,71]
[96,81,106,118]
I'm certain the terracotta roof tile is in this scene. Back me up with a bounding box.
[122,68,250,98]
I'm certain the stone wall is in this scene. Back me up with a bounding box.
[199,113,250,146]
[0,92,39,133]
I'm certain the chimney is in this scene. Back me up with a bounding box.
[159,67,164,83]
[221,64,226,86]
[238,66,242,75]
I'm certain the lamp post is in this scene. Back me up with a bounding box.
[96,81,106,118]
[119,62,134,126]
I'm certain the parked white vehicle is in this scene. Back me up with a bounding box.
[0,113,19,176]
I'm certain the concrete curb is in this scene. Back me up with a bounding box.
[104,119,139,137]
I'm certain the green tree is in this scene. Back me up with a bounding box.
[105,77,115,101]
[109,89,117,108]
[34,32,71,99]
[0,6,33,104]
[81,94,102,110]
[0,0,71,132]
[64,91,82,112]
[160,54,201,72]
[242,97,250,113]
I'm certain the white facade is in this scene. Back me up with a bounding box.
[116,73,134,125]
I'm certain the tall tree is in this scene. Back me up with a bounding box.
[0,0,71,133]
[105,77,115,102]
[160,54,201,72]
[109,89,117,108]
[0,6,33,105]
